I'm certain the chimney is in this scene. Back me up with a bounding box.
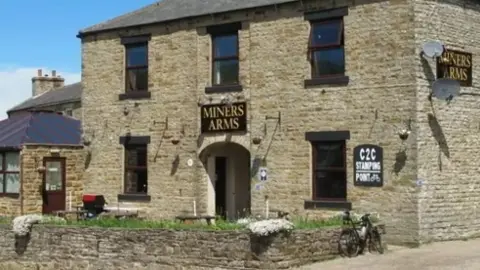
[31,69,65,96]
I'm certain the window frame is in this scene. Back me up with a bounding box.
[119,35,152,101]
[308,19,345,79]
[0,151,20,197]
[311,140,347,201]
[205,22,243,94]
[211,32,240,86]
[123,144,148,195]
[125,42,149,92]
[118,135,151,202]
[303,7,349,87]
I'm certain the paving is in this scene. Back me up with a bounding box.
[297,238,480,270]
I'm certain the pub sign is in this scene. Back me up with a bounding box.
[201,102,247,134]
[436,49,473,87]
[353,144,383,187]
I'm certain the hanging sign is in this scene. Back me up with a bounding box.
[200,102,247,133]
[436,49,473,87]
[353,144,383,187]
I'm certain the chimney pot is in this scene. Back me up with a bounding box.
[37,69,42,77]
[52,70,56,77]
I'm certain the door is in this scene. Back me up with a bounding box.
[215,156,227,219]
[42,158,66,214]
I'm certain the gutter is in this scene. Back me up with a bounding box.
[76,0,298,38]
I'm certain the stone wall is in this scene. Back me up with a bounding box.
[414,0,480,243]
[0,225,341,269]
[20,145,84,215]
[81,0,418,245]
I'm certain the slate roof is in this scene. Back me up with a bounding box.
[0,111,82,149]
[7,82,82,114]
[78,0,297,36]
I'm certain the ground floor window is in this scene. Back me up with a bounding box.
[124,144,148,194]
[311,140,347,200]
[0,152,20,194]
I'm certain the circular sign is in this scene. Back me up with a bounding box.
[187,158,193,167]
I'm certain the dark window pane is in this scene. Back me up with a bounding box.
[213,59,239,85]
[213,35,238,58]
[314,142,345,168]
[314,171,346,199]
[126,68,148,91]
[312,48,345,76]
[125,146,147,167]
[126,44,148,67]
[125,170,148,194]
[311,21,342,47]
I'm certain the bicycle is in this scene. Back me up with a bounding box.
[338,210,384,257]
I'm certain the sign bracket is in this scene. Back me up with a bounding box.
[264,111,281,136]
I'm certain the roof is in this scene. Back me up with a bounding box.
[0,111,82,149]
[7,82,82,114]
[78,0,297,36]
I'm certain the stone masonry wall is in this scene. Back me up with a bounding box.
[414,0,480,242]
[21,145,85,214]
[0,225,341,270]
[81,0,418,244]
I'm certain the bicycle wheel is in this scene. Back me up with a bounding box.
[368,229,385,254]
[338,229,360,257]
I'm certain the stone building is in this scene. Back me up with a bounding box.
[0,111,84,216]
[7,69,82,120]
[78,0,480,245]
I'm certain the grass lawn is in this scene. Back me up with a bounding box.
[2,213,381,231]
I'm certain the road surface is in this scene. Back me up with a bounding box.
[297,238,480,270]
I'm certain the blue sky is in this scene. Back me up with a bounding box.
[0,0,157,120]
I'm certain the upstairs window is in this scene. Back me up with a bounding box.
[206,22,242,91]
[309,19,345,77]
[125,43,148,92]
[212,33,239,85]
[120,35,151,97]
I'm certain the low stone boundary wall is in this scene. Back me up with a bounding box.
[0,225,341,269]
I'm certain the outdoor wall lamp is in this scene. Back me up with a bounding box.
[397,118,412,141]
[398,129,411,141]
[252,137,262,145]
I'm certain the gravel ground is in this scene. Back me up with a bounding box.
[296,238,480,270]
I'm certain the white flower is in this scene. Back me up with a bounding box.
[247,219,294,236]
[12,214,43,236]
[237,218,255,225]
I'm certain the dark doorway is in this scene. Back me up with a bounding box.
[215,156,227,219]
[42,157,66,214]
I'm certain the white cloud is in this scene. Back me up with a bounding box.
[0,67,81,120]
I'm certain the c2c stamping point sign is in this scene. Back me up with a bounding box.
[353,144,383,187]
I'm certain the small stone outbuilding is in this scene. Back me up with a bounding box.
[0,111,85,216]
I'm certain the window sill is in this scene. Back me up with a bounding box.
[0,193,19,199]
[205,84,243,94]
[118,194,151,202]
[118,91,151,100]
[304,76,349,87]
[304,200,352,210]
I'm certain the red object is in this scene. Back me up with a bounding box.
[82,194,97,203]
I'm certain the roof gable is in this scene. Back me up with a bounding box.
[78,0,297,36]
